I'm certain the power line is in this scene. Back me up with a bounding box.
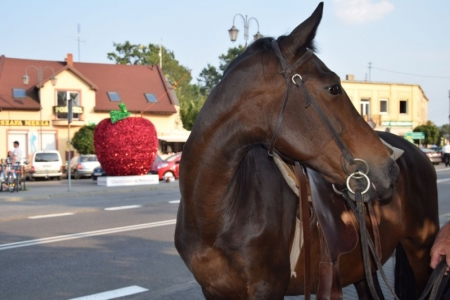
[372,66,450,79]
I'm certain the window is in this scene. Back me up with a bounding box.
[12,88,26,99]
[108,92,121,101]
[400,100,408,114]
[360,99,370,117]
[380,99,388,114]
[35,153,59,162]
[57,91,80,120]
[145,93,157,103]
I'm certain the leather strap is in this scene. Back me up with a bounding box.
[418,259,450,300]
[294,162,311,300]
[343,192,399,299]
[367,201,382,259]
[317,224,343,300]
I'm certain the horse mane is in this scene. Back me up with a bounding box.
[223,36,318,77]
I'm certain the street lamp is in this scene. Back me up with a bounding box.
[22,65,57,151]
[228,14,263,46]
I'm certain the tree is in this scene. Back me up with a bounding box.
[72,125,96,154]
[197,45,245,97]
[197,64,221,96]
[439,124,450,145]
[107,42,199,130]
[413,121,440,146]
[218,45,246,73]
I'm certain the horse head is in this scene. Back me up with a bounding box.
[216,2,398,200]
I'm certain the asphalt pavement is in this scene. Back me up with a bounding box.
[0,176,418,299]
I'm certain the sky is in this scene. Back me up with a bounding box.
[2,0,450,126]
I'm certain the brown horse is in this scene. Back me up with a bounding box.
[175,2,437,299]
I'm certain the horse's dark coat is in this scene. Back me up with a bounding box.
[175,2,438,299]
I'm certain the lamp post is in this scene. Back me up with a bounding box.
[228,14,263,46]
[22,66,57,151]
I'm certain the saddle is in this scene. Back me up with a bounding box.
[273,140,404,299]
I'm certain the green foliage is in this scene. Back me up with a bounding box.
[107,41,198,130]
[218,45,246,73]
[72,125,96,154]
[196,45,245,97]
[413,121,440,146]
[107,43,245,129]
[197,64,221,96]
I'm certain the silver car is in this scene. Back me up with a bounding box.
[69,155,100,179]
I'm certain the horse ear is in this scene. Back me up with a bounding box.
[280,2,323,58]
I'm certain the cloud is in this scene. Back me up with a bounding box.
[332,0,395,24]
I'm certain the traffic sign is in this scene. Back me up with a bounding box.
[404,132,425,140]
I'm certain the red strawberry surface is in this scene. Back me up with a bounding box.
[94,117,158,176]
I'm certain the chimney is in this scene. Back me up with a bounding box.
[65,53,73,67]
[346,74,354,81]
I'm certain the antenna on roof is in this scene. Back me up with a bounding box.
[159,38,163,69]
[77,24,81,62]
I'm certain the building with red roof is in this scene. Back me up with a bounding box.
[0,53,189,164]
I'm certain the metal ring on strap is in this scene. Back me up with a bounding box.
[332,184,344,195]
[345,158,369,178]
[346,171,371,195]
[292,74,302,84]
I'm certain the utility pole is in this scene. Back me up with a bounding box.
[368,62,372,81]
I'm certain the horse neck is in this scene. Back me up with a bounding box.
[183,102,265,197]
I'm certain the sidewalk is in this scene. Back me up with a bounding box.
[0,178,179,201]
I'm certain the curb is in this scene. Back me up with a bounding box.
[0,181,179,202]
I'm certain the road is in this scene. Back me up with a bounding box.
[0,165,450,299]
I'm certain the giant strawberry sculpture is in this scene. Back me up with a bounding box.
[94,103,158,176]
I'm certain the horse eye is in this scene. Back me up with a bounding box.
[326,84,342,96]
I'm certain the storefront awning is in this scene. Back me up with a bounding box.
[158,135,189,142]
[157,130,190,143]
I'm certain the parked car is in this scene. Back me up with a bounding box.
[91,165,107,181]
[150,153,182,180]
[91,155,163,180]
[69,155,99,179]
[24,150,63,181]
[420,148,442,165]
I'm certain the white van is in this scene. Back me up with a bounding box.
[25,150,63,181]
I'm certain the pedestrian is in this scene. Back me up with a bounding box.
[12,141,22,165]
[443,143,450,167]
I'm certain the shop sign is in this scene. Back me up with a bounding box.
[0,120,50,126]
[381,121,413,127]
[54,106,84,113]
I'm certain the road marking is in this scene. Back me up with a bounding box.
[69,285,148,300]
[28,212,74,219]
[0,219,176,251]
[104,205,142,211]
[437,178,450,183]
[169,200,180,204]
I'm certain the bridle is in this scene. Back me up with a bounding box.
[268,40,357,167]
[268,39,399,300]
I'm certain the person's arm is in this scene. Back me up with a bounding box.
[11,151,17,165]
[430,222,450,271]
